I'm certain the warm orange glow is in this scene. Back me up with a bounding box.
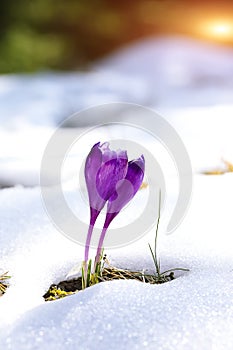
[202,21,233,41]
[212,23,232,36]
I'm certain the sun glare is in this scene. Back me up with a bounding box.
[212,23,232,36]
[203,21,233,41]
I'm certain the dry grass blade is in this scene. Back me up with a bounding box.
[43,265,176,301]
[0,271,10,295]
[98,266,174,284]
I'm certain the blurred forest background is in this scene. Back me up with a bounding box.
[0,0,232,73]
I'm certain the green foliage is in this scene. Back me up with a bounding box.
[43,287,74,301]
[1,0,228,73]
[82,250,105,289]
[0,0,129,73]
[149,191,189,282]
[0,26,67,72]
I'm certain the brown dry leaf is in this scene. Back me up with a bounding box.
[222,159,233,172]
[202,170,225,175]
[202,159,233,175]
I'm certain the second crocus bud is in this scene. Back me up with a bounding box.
[94,155,145,265]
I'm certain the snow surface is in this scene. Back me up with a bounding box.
[96,36,233,108]
[1,176,233,350]
[0,36,233,349]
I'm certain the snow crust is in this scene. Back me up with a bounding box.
[1,175,233,349]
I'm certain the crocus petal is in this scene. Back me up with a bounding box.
[104,155,145,227]
[85,142,128,213]
[125,155,145,194]
[85,142,105,212]
[99,142,112,163]
[96,155,128,201]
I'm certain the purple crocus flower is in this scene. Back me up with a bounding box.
[94,155,145,264]
[84,142,128,263]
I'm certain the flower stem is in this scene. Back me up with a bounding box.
[84,207,100,263]
[84,224,94,263]
[83,208,100,288]
[94,212,117,270]
[95,226,108,267]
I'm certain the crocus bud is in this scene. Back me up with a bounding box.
[84,142,128,263]
[94,155,145,265]
[105,155,145,227]
[85,142,128,221]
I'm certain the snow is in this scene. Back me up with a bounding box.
[1,36,233,349]
[0,72,148,128]
[1,176,233,349]
[96,36,233,108]
[3,276,233,350]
